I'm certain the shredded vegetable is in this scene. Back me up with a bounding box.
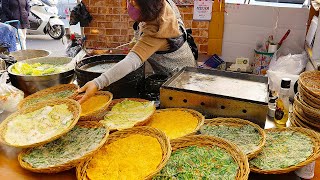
[22,126,107,168]
[250,131,314,170]
[153,146,238,179]
[86,134,162,180]
[200,125,261,155]
[5,104,73,146]
[11,62,68,76]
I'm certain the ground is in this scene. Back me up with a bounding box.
[26,35,68,57]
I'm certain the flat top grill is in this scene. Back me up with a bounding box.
[164,67,269,104]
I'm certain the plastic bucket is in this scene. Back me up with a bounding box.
[253,50,274,75]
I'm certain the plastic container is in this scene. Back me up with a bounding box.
[253,50,274,75]
[295,161,315,179]
[274,78,291,125]
[268,97,277,118]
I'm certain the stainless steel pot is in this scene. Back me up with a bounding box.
[9,50,50,61]
[8,57,75,95]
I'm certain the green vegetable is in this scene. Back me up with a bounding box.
[12,62,68,76]
[101,100,154,130]
[200,125,261,155]
[5,104,73,146]
[153,146,239,180]
[22,126,107,168]
[250,131,314,170]
[25,90,74,107]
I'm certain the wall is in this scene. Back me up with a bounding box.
[82,0,309,62]
[82,0,209,54]
[222,4,309,62]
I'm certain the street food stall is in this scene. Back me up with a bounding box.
[1,0,320,179]
[1,57,320,179]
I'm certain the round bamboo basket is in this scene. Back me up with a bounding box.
[148,108,205,140]
[18,121,109,173]
[289,115,299,127]
[104,98,156,131]
[76,126,171,180]
[299,71,320,98]
[201,118,266,159]
[0,99,81,148]
[298,86,320,108]
[78,91,113,121]
[292,113,315,129]
[165,135,250,180]
[18,84,79,109]
[250,127,320,174]
[293,104,320,130]
[294,94,320,120]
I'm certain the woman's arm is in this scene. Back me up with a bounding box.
[2,0,13,19]
[78,52,142,103]
[93,52,142,90]
[78,36,167,103]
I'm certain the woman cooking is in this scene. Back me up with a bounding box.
[78,0,196,103]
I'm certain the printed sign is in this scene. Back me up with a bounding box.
[193,0,213,21]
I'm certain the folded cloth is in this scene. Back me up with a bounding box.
[0,23,17,52]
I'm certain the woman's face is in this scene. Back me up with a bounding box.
[127,0,141,21]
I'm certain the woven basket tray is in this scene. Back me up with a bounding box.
[76,126,171,180]
[298,86,320,109]
[294,94,320,120]
[167,135,250,180]
[293,104,320,130]
[18,121,109,173]
[105,98,156,131]
[18,84,79,109]
[0,99,81,148]
[289,114,300,127]
[148,108,205,140]
[78,91,113,121]
[201,118,266,160]
[291,112,318,130]
[250,127,320,174]
[298,71,320,98]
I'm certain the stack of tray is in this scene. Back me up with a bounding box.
[292,71,320,131]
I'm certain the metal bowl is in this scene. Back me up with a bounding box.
[10,49,50,61]
[8,57,75,95]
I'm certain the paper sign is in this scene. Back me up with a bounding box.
[193,0,213,21]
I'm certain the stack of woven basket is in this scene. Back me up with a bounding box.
[292,71,320,132]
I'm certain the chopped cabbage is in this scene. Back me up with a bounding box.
[12,62,68,76]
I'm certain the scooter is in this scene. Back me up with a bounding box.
[28,0,65,40]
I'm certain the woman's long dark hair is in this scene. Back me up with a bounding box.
[135,0,164,22]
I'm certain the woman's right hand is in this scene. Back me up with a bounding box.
[77,81,99,104]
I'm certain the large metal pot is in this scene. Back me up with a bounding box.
[10,49,50,61]
[75,54,145,99]
[8,57,75,95]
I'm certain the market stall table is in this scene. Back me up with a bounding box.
[0,96,319,179]
[0,147,319,180]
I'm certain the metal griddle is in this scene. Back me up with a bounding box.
[160,67,269,127]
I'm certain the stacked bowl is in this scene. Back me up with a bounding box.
[292,71,320,131]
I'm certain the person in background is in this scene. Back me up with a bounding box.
[2,0,30,50]
[78,0,196,103]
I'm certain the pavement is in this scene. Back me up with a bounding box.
[26,35,68,57]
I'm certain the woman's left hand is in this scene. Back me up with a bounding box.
[77,81,98,104]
